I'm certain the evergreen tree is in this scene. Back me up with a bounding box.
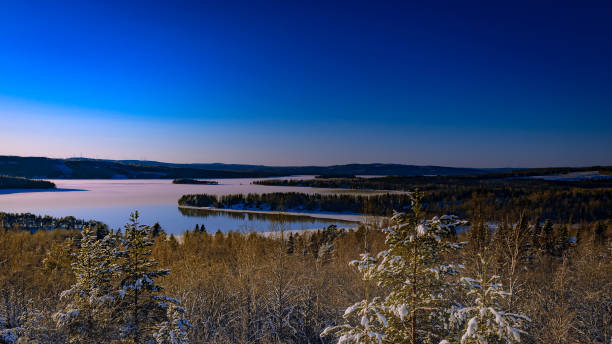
[151,223,165,238]
[593,222,607,247]
[54,226,118,343]
[287,233,294,254]
[153,304,191,344]
[448,252,530,344]
[16,307,56,343]
[321,253,387,343]
[467,219,489,258]
[115,212,189,343]
[323,194,467,343]
[554,226,570,256]
[538,220,555,255]
[193,224,207,234]
[527,220,542,261]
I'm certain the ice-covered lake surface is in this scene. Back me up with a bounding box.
[0,176,366,234]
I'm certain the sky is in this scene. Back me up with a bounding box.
[0,1,611,167]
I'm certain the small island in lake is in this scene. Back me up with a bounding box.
[0,175,56,189]
[172,178,219,185]
[315,174,356,179]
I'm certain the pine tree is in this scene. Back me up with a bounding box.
[322,193,467,343]
[449,252,530,344]
[287,233,295,254]
[538,220,555,255]
[527,220,542,262]
[54,225,118,343]
[321,253,387,343]
[153,304,191,344]
[151,223,165,238]
[593,222,607,247]
[468,219,490,254]
[554,226,570,256]
[16,306,56,343]
[115,212,189,343]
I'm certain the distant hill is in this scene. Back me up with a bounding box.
[1,155,505,179]
[0,156,278,179]
[73,158,492,176]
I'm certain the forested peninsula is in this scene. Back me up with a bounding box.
[0,175,56,189]
[178,192,411,216]
[172,179,218,185]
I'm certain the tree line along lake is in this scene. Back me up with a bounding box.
[0,176,384,234]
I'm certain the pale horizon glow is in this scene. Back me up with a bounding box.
[1,96,611,168]
[1,2,611,168]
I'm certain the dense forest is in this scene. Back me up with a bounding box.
[172,179,219,185]
[252,173,612,222]
[0,176,56,189]
[0,202,610,343]
[0,212,106,233]
[1,170,611,343]
[178,192,413,216]
[178,183,612,223]
[253,167,612,191]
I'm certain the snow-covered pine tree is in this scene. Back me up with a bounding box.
[322,193,467,344]
[448,252,530,344]
[16,306,57,344]
[115,212,190,343]
[321,253,387,343]
[153,303,191,344]
[54,225,118,343]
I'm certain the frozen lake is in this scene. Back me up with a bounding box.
[0,177,364,234]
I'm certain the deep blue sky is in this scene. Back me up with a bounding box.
[0,1,611,167]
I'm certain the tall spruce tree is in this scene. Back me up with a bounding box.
[54,225,118,343]
[323,193,467,344]
[538,220,555,255]
[115,212,190,343]
[555,226,570,256]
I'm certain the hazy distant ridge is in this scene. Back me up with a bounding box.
[2,155,495,179]
[77,158,491,176]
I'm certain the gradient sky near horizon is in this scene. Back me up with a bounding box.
[1,1,611,167]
